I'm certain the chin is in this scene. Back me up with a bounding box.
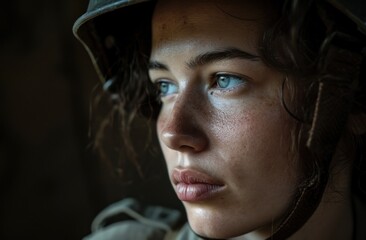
[185,206,255,239]
[190,225,245,240]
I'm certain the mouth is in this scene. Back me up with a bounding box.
[172,168,225,202]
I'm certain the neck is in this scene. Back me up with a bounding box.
[231,190,354,240]
[288,149,355,240]
[232,163,354,240]
[287,188,353,240]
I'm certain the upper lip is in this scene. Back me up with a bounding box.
[172,168,224,186]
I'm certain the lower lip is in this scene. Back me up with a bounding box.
[175,183,224,202]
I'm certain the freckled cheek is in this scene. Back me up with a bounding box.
[214,105,290,164]
[216,107,298,200]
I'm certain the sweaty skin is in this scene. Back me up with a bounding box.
[149,1,354,239]
[149,1,300,239]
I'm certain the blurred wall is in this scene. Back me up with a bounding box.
[0,1,106,239]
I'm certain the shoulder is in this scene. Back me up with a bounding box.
[83,198,185,240]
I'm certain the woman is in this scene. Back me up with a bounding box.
[74,0,366,239]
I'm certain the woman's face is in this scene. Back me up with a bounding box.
[149,0,300,238]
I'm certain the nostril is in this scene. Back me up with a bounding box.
[179,145,195,151]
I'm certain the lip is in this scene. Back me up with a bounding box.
[172,168,225,202]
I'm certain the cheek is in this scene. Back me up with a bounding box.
[221,104,299,192]
[215,101,299,184]
[214,102,290,154]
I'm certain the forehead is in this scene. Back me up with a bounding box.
[151,0,275,56]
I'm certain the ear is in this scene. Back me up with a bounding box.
[347,113,366,135]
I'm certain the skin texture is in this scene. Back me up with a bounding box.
[149,1,299,238]
[149,1,353,239]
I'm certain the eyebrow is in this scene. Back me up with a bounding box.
[148,47,260,71]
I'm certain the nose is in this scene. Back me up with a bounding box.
[158,94,209,153]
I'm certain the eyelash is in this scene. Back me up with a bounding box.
[210,73,248,90]
[153,73,248,100]
[154,80,178,99]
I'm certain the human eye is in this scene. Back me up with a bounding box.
[213,73,247,90]
[154,80,178,98]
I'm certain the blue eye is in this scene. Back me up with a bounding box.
[156,81,178,97]
[215,74,245,89]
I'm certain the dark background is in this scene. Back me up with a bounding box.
[0,1,179,239]
[0,1,100,239]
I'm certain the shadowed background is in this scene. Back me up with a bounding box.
[0,1,180,239]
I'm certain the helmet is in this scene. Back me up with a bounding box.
[73,0,365,83]
[73,1,366,240]
[330,0,366,34]
[73,0,155,82]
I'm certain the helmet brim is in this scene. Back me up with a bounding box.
[73,0,153,82]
